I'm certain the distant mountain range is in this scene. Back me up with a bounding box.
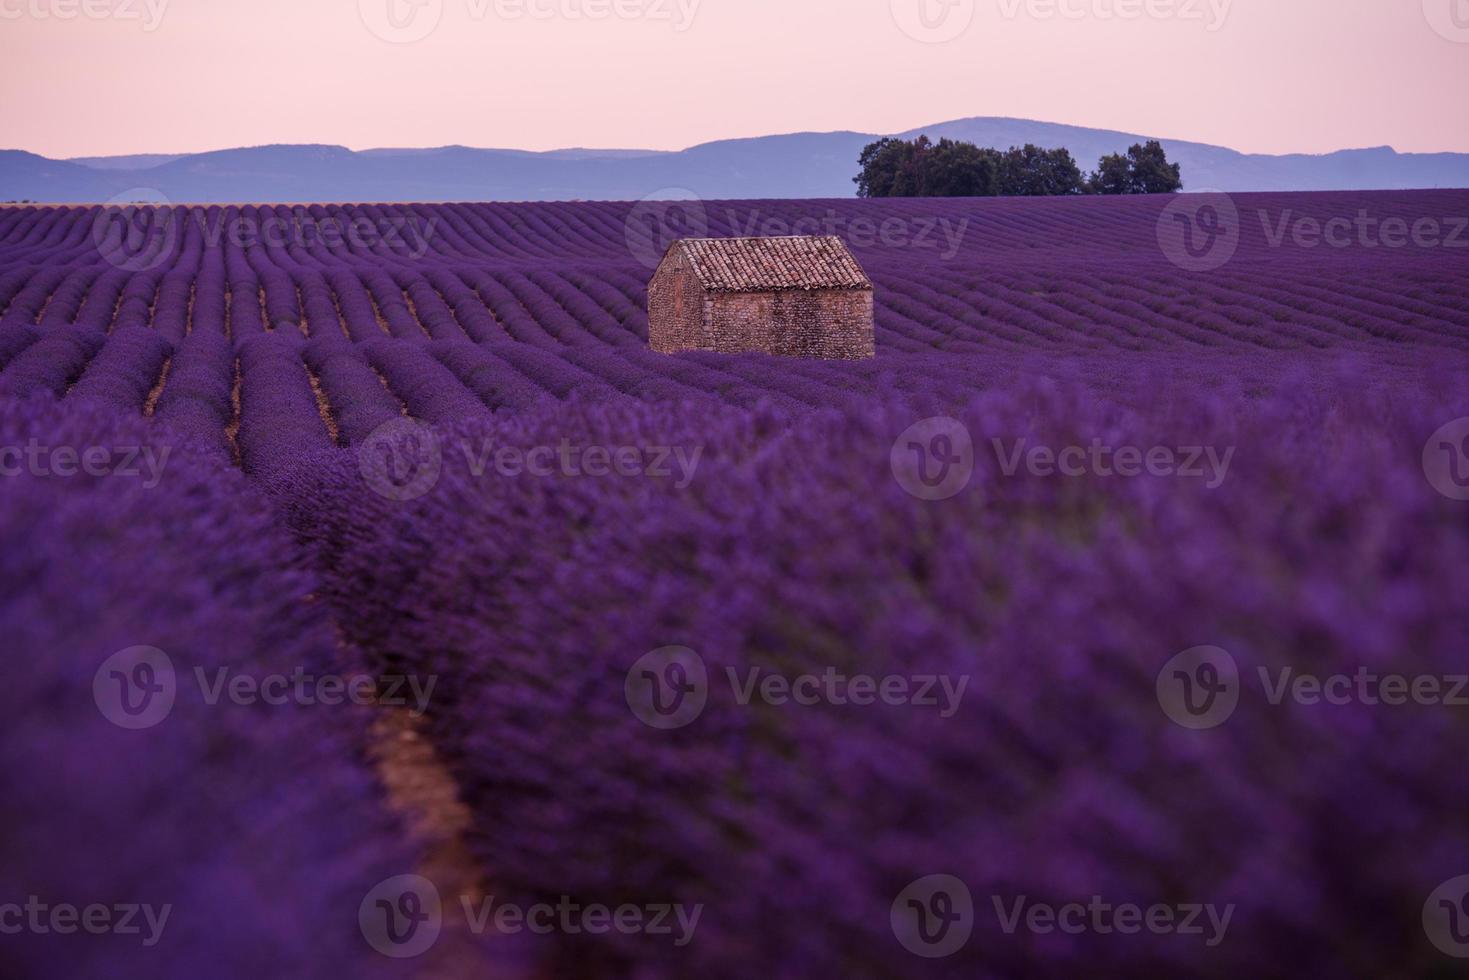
[5,117,1468,203]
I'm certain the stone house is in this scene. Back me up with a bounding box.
[647,236,875,359]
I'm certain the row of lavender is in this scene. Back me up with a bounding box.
[0,398,424,980]
[5,251,1464,353]
[8,347,1467,978]
[7,262,1466,356]
[275,358,1469,978]
[5,320,1458,475]
[2,193,1467,978]
[5,192,1468,267]
[0,196,1465,360]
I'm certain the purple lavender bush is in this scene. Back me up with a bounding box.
[279,355,1469,979]
[0,193,1465,978]
[0,398,420,980]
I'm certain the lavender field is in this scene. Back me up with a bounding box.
[3,191,1469,979]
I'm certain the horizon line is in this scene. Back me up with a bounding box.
[7,115,1447,166]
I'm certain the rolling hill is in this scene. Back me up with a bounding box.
[3,117,1468,203]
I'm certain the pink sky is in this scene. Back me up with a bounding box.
[1,0,1466,158]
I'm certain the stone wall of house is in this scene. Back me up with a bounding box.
[647,251,709,354]
[706,289,875,360]
[649,246,877,359]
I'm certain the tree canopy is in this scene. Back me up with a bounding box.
[855,136,1183,198]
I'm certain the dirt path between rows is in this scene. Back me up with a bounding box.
[368,705,537,978]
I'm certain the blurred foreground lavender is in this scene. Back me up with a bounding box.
[2,193,1468,978]
[275,355,1469,978]
[0,400,416,980]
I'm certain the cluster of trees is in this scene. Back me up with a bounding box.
[854,136,1183,198]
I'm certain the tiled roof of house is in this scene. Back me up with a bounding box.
[667,236,873,293]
